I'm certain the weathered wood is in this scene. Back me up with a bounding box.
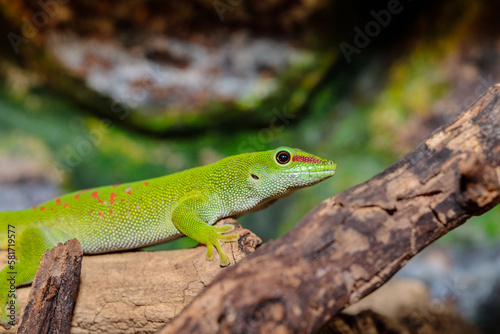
[2,221,261,333]
[17,239,83,334]
[158,84,500,334]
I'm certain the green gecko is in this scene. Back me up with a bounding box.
[0,146,336,327]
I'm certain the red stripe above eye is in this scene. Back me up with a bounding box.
[292,155,323,164]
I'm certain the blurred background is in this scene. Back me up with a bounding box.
[0,0,499,332]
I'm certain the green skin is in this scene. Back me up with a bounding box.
[0,147,336,327]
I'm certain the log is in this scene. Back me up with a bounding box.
[0,221,261,333]
[17,239,83,333]
[158,84,500,334]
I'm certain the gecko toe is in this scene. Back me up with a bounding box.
[205,244,215,261]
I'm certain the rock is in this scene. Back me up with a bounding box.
[323,278,481,334]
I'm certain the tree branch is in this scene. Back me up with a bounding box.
[158,84,500,334]
[17,239,82,333]
[1,222,261,333]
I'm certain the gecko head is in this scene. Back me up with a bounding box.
[247,146,337,198]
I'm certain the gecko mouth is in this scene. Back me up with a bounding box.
[286,162,337,174]
[285,169,336,178]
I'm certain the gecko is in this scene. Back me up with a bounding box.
[0,146,336,327]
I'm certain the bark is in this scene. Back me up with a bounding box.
[17,239,83,334]
[158,84,500,334]
[0,221,261,333]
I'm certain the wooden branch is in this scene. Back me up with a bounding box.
[0,222,261,333]
[158,84,500,334]
[17,239,83,334]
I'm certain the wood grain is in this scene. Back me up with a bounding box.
[158,84,500,334]
[1,221,261,333]
[17,239,83,334]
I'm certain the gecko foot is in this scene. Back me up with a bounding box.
[204,224,239,266]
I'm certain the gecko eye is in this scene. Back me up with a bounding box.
[251,174,259,180]
[276,150,291,164]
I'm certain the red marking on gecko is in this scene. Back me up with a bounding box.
[144,182,149,186]
[99,212,104,218]
[292,155,323,164]
[55,198,61,205]
[40,206,46,211]
[110,209,113,215]
[51,208,54,211]
[110,192,117,204]
[63,203,69,208]
[90,209,94,214]
[125,188,132,195]
[91,191,104,204]
[113,184,120,188]
[33,205,38,210]
[75,189,89,199]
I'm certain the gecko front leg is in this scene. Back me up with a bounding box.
[171,193,239,266]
